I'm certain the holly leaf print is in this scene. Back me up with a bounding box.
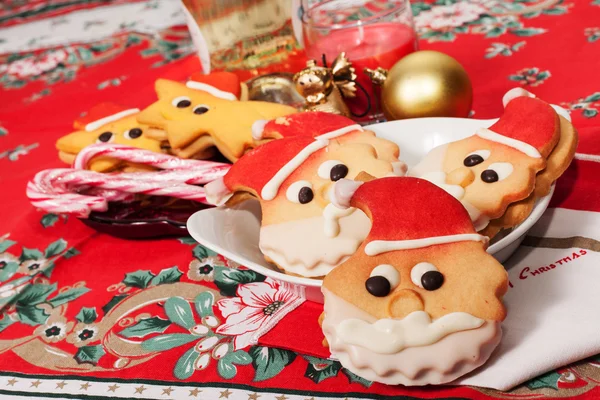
[303,356,342,383]
[513,41,526,50]
[543,6,567,15]
[0,239,16,253]
[62,247,80,259]
[150,266,182,286]
[485,26,506,38]
[510,27,546,37]
[40,213,59,228]
[0,261,18,282]
[342,368,372,387]
[76,307,98,324]
[74,345,106,365]
[249,346,297,382]
[584,93,600,102]
[16,283,57,306]
[411,2,432,16]
[177,236,197,245]
[19,247,43,262]
[16,305,49,325]
[102,294,128,314]
[537,70,551,81]
[44,239,67,257]
[583,109,598,118]
[41,261,56,278]
[47,287,90,307]
[120,317,171,338]
[192,244,218,260]
[526,370,561,390]
[214,267,266,297]
[122,270,155,288]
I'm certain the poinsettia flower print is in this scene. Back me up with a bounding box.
[215,278,304,350]
[416,2,486,30]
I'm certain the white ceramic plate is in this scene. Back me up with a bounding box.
[187,117,554,303]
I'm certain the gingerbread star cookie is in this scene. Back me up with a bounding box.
[56,103,166,172]
[205,114,405,278]
[321,176,508,385]
[136,71,297,162]
[410,88,577,235]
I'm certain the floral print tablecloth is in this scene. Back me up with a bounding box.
[1,0,600,399]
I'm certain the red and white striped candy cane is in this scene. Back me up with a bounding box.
[74,143,225,174]
[27,144,231,217]
[27,169,213,217]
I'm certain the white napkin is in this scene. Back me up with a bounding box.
[458,207,600,390]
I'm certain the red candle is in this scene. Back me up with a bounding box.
[304,23,418,120]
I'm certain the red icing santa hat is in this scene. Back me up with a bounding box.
[331,177,488,256]
[74,103,140,132]
[206,116,369,205]
[205,135,318,205]
[186,71,241,101]
[251,111,362,141]
[477,88,560,159]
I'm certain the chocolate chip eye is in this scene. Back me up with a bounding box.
[464,154,484,167]
[317,160,348,181]
[330,164,349,182]
[365,276,391,297]
[298,187,314,204]
[463,150,491,167]
[481,169,499,183]
[171,96,191,108]
[193,105,210,115]
[482,162,514,183]
[369,264,400,293]
[421,271,444,291]
[286,180,314,204]
[97,131,113,143]
[124,128,142,139]
[411,262,443,290]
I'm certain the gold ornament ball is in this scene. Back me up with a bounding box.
[380,51,473,120]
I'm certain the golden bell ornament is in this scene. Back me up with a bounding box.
[365,51,472,120]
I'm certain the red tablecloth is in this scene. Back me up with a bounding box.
[1,1,600,399]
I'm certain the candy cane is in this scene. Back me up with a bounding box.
[27,169,212,217]
[27,144,231,217]
[74,143,225,173]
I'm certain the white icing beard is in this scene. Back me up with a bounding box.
[259,208,371,277]
[409,145,489,231]
[321,288,502,386]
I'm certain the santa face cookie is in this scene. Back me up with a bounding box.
[205,117,404,278]
[56,104,163,172]
[252,111,401,164]
[410,88,576,232]
[322,177,508,386]
[137,72,297,162]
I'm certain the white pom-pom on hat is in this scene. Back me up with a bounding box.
[204,178,233,206]
[502,87,536,108]
[251,120,269,140]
